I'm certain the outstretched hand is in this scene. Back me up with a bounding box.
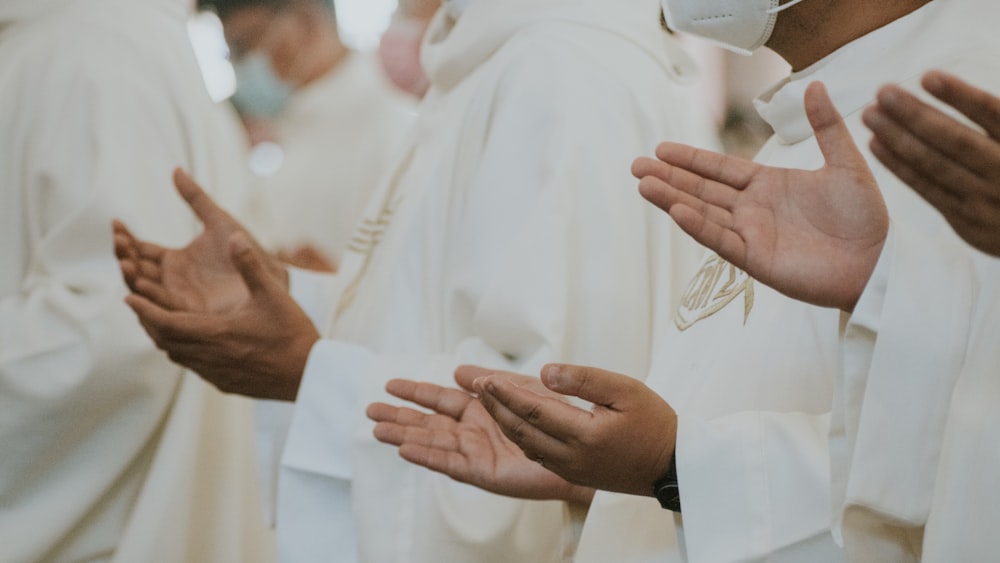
[476,364,677,499]
[367,366,595,505]
[635,82,889,312]
[865,71,1000,257]
[114,168,286,314]
[116,169,316,401]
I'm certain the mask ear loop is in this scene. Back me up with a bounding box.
[766,0,809,15]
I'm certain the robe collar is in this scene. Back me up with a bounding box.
[753,1,985,146]
[420,0,700,93]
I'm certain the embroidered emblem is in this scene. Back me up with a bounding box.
[674,254,755,331]
[334,151,412,319]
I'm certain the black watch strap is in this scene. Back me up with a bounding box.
[652,455,681,512]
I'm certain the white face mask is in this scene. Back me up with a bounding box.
[660,0,809,55]
[231,53,294,118]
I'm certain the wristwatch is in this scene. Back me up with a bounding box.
[652,455,681,512]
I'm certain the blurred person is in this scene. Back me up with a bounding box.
[378,0,441,98]
[201,0,415,271]
[113,0,716,561]
[369,0,1000,561]
[0,0,271,562]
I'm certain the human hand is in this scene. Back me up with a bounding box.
[278,244,337,272]
[114,168,286,314]
[125,232,320,401]
[864,71,1000,257]
[635,82,889,312]
[476,364,677,499]
[367,366,595,505]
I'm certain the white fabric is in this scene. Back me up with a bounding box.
[0,1,271,562]
[577,2,999,562]
[836,4,1000,557]
[245,53,414,266]
[276,0,715,561]
[921,258,1000,562]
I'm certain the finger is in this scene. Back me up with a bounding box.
[653,142,758,193]
[637,174,735,228]
[923,70,1000,140]
[454,366,542,394]
[133,277,185,311]
[805,82,869,173]
[479,377,587,444]
[384,379,472,420]
[864,103,986,202]
[397,444,472,484]
[230,233,281,298]
[869,136,965,221]
[371,420,460,451]
[633,155,741,212]
[656,198,748,268]
[455,365,494,392]
[540,364,648,411]
[112,221,138,261]
[173,168,235,227]
[124,294,212,344]
[873,82,1000,178]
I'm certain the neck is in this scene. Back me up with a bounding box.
[768,0,933,71]
[299,25,351,86]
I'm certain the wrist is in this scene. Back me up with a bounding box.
[652,453,681,512]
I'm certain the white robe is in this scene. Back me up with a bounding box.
[576,2,1000,562]
[0,1,271,562]
[276,0,715,561]
[836,3,1000,558]
[245,53,415,266]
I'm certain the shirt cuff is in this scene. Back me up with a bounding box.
[288,267,339,332]
[281,339,372,481]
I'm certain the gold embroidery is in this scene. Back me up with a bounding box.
[674,254,755,331]
[334,151,413,319]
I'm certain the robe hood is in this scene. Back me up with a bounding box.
[421,0,696,92]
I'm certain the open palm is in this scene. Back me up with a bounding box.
[635,82,889,312]
[115,169,281,314]
[367,366,594,505]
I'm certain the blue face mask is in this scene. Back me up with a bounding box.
[231,53,293,117]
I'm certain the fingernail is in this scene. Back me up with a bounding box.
[543,365,563,389]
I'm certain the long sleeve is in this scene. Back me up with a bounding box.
[676,411,843,562]
[835,223,987,562]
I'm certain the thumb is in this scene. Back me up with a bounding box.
[230,233,279,298]
[173,168,234,227]
[541,364,642,410]
[806,82,867,172]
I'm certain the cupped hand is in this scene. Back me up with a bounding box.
[125,231,319,401]
[367,365,595,505]
[865,70,1000,257]
[114,168,286,315]
[476,364,677,499]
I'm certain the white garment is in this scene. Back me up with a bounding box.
[0,1,271,562]
[577,2,998,562]
[245,53,414,266]
[276,0,715,561]
[837,4,1000,557]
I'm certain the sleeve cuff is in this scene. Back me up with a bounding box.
[288,267,340,332]
[281,339,372,481]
